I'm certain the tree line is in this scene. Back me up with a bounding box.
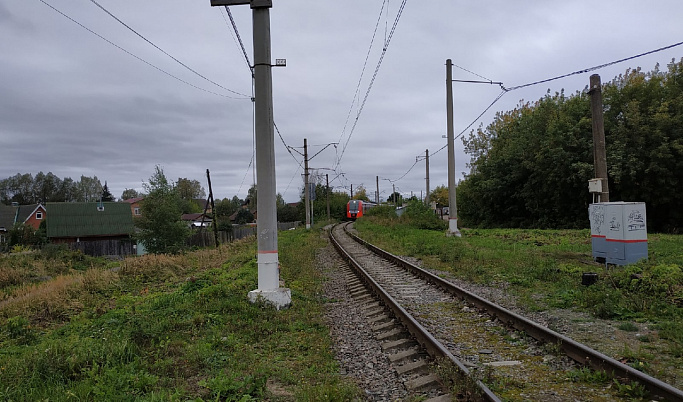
[0,173,112,205]
[457,59,683,232]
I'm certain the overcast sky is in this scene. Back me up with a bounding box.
[1,1,681,203]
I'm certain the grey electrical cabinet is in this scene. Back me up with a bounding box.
[589,202,647,265]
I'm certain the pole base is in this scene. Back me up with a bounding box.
[248,288,292,310]
[447,218,462,237]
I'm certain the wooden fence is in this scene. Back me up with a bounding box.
[187,222,301,249]
[63,222,302,257]
[67,239,135,258]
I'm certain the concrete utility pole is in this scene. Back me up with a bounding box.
[376,176,379,204]
[446,59,462,237]
[303,138,310,229]
[350,184,353,199]
[589,74,609,202]
[210,0,290,309]
[326,174,330,221]
[392,183,396,206]
[425,149,430,205]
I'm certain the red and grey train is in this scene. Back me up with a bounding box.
[346,199,375,220]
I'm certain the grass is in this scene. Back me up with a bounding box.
[0,227,360,401]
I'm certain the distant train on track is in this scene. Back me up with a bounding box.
[346,199,376,220]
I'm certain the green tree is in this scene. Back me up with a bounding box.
[121,188,143,200]
[176,178,205,200]
[458,60,683,231]
[75,175,103,202]
[215,196,242,219]
[429,185,449,207]
[134,166,189,254]
[234,209,254,224]
[101,182,115,202]
[352,185,369,201]
[387,191,402,204]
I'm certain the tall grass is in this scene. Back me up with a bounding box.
[0,229,359,400]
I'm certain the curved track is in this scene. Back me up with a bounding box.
[330,222,683,401]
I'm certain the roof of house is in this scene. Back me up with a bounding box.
[0,204,17,231]
[0,203,43,231]
[46,202,134,238]
[181,213,212,221]
[16,204,43,223]
[123,197,144,204]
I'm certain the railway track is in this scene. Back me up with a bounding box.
[329,222,683,401]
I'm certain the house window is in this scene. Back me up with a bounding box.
[134,207,141,216]
[36,211,43,220]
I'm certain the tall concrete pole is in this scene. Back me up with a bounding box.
[589,74,610,202]
[446,59,461,237]
[425,149,430,205]
[376,176,379,204]
[326,174,330,221]
[303,138,310,229]
[210,0,290,309]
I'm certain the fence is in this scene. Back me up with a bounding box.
[186,221,301,249]
[57,222,302,257]
[67,239,135,258]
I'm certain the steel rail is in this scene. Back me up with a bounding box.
[330,224,501,402]
[345,226,683,402]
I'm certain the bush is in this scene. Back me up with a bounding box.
[400,201,447,231]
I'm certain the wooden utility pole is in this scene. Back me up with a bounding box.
[589,74,610,202]
[206,169,219,247]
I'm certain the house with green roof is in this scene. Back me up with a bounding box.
[46,202,135,256]
[0,203,46,244]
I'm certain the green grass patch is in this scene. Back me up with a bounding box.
[0,229,359,400]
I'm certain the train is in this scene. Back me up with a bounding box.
[346,199,376,220]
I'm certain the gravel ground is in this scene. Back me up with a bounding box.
[318,238,410,401]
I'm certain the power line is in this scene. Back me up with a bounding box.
[434,40,683,157]
[38,0,248,100]
[336,0,388,159]
[223,6,254,78]
[336,0,409,170]
[89,0,250,98]
[503,40,683,92]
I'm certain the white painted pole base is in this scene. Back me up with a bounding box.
[447,218,462,237]
[248,252,292,310]
[248,288,292,310]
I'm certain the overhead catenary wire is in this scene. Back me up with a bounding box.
[335,0,409,171]
[89,0,250,98]
[38,0,249,100]
[218,5,304,200]
[336,0,388,165]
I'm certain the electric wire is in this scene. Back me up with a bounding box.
[335,0,408,170]
[503,40,683,92]
[38,0,246,100]
[336,0,388,165]
[89,0,250,98]
[219,5,302,199]
[224,6,254,78]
